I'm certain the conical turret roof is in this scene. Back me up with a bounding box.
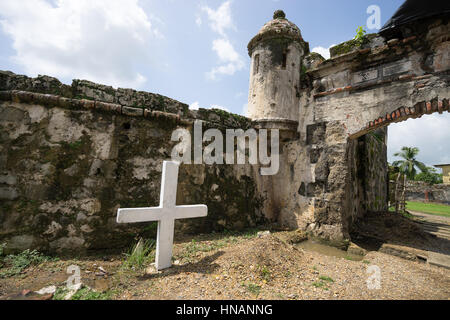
[248,10,304,56]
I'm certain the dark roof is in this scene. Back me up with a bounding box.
[434,164,450,168]
[380,0,450,35]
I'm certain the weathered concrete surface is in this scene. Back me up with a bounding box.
[247,11,449,244]
[247,11,307,121]
[0,86,266,254]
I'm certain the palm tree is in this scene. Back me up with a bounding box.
[392,147,428,212]
[392,147,428,180]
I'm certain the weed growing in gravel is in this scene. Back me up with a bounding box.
[242,282,261,296]
[259,265,272,282]
[312,275,334,290]
[53,287,69,300]
[0,249,56,278]
[122,238,156,271]
[71,287,114,300]
[53,286,114,300]
[319,276,334,283]
[344,255,360,261]
[312,281,329,290]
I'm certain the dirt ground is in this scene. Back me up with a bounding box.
[1,216,449,300]
[351,210,450,255]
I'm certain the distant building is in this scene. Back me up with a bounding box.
[434,164,450,184]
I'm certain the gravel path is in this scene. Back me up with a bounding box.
[116,235,450,300]
[1,233,449,300]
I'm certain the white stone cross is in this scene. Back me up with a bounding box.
[116,161,207,270]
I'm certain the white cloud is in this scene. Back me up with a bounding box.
[190,101,230,112]
[211,104,229,112]
[189,101,200,110]
[206,38,244,80]
[212,38,240,62]
[311,45,335,60]
[387,113,450,168]
[200,1,244,80]
[201,1,234,37]
[0,0,158,89]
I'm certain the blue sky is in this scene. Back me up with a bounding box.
[0,0,449,168]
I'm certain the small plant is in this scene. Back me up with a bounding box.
[259,265,272,282]
[354,26,367,46]
[0,249,54,278]
[53,287,70,300]
[71,287,113,300]
[122,238,156,271]
[319,276,334,283]
[312,281,328,290]
[312,275,334,290]
[344,255,360,261]
[53,286,114,300]
[242,282,261,296]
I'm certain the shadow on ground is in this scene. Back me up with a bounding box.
[350,211,450,255]
[137,251,225,282]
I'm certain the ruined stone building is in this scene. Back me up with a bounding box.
[0,2,449,253]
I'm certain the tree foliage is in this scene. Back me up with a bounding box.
[414,166,443,185]
[392,146,428,180]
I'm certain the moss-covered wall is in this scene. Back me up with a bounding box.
[346,127,388,229]
[0,73,265,255]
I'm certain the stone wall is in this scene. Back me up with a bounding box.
[405,181,450,204]
[0,73,267,254]
[347,128,388,228]
[293,16,449,243]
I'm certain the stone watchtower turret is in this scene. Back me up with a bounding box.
[247,10,307,124]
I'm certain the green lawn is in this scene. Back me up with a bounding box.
[406,201,450,218]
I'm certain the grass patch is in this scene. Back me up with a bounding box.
[53,287,70,300]
[312,281,329,290]
[121,238,155,271]
[53,287,114,300]
[259,265,272,282]
[319,276,334,283]
[406,201,450,218]
[71,287,114,300]
[242,282,261,296]
[312,275,334,290]
[344,255,360,261]
[0,249,56,278]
